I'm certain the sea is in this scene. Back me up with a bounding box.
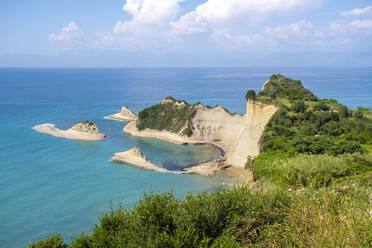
[0,67,371,247]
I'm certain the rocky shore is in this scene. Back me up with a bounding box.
[104,106,137,122]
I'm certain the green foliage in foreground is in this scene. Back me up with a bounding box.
[30,177,372,248]
[137,97,197,135]
[28,234,68,248]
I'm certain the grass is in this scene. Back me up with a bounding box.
[253,152,372,189]
[258,183,372,248]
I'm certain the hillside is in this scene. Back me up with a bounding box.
[245,74,372,188]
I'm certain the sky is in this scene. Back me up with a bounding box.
[1,0,372,67]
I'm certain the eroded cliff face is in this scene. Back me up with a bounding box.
[190,105,246,144]
[225,100,278,168]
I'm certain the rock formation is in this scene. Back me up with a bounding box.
[33,121,105,141]
[105,106,137,122]
[109,147,181,174]
[123,96,278,170]
[69,120,102,134]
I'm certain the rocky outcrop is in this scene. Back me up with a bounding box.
[105,106,137,122]
[69,121,102,134]
[123,97,278,170]
[33,121,105,141]
[109,147,170,173]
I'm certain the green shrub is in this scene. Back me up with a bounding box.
[137,99,196,134]
[28,234,68,248]
[313,101,330,111]
[33,188,289,248]
[182,127,192,137]
[259,74,317,101]
[245,90,257,101]
[291,100,308,113]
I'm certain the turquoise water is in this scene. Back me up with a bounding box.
[0,68,371,247]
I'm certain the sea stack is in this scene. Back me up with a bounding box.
[105,106,138,122]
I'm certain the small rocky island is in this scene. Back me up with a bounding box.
[105,106,137,121]
[33,120,105,141]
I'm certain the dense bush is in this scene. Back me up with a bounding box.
[245,90,257,101]
[253,152,372,188]
[32,187,289,248]
[258,74,318,101]
[313,101,330,111]
[28,234,68,248]
[31,178,372,248]
[137,99,196,136]
[290,100,308,113]
[260,98,372,157]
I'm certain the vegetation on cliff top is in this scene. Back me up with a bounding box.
[246,74,372,190]
[137,97,197,137]
[258,74,317,102]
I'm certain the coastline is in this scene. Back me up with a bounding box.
[123,121,230,175]
[105,96,277,177]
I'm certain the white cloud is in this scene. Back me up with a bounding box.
[349,19,372,29]
[211,29,261,47]
[114,0,183,33]
[263,18,372,48]
[266,19,316,40]
[341,6,372,18]
[49,22,83,42]
[172,0,322,35]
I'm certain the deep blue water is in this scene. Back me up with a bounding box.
[0,67,371,247]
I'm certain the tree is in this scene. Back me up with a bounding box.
[291,100,308,113]
[313,102,330,112]
[245,90,256,101]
